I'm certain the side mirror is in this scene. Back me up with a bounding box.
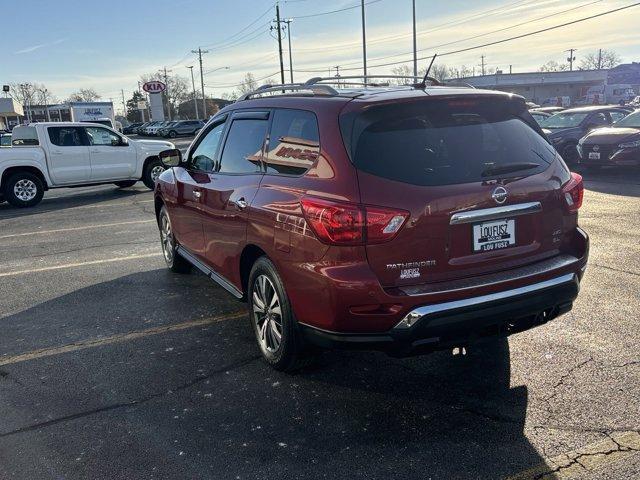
[112,138,128,146]
[159,148,182,167]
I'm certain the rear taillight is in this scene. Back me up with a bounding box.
[562,172,584,213]
[300,198,409,246]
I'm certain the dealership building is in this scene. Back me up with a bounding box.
[462,62,640,104]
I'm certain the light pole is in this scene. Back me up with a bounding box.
[412,0,417,78]
[361,0,367,83]
[187,66,199,120]
[41,88,51,121]
[280,18,294,83]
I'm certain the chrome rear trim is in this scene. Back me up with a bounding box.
[394,273,577,330]
[450,202,542,225]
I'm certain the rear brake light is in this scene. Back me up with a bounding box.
[300,198,409,245]
[562,172,584,213]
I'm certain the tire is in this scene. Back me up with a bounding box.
[561,143,579,165]
[158,206,191,274]
[114,180,137,188]
[3,172,44,208]
[169,130,177,138]
[248,256,312,371]
[142,158,165,190]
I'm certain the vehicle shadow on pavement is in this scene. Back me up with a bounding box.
[0,270,553,480]
[0,185,151,219]
[576,165,640,197]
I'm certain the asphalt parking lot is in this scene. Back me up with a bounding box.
[0,163,638,479]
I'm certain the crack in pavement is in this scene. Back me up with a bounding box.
[508,431,640,480]
[0,355,260,439]
[591,263,640,277]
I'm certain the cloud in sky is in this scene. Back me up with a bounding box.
[14,38,65,55]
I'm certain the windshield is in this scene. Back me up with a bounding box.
[540,112,589,129]
[613,111,640,128]
[345,97,555,187]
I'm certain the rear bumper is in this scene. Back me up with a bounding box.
[301,272,580,357]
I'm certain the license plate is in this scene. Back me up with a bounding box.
[473,219,515,252]
[589,152,601,160]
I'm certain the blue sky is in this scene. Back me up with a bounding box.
[3,0,639,108]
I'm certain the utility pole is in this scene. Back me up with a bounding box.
[479,55,486,76]
[159,67,173,120]
[121,89,127,120]
[412,0,417,78]
[275,3,286,85]
[361,0,367,83]
[566,48,577,71]
[509,65,513,74]
[187,66,199,120]
[334,66,341,87]
[597,48,603,70]
[191,47,209,118]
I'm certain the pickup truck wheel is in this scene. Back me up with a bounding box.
[142,158,165,190]
[248,257,313,372]
[114,180,137,188]
[159,206,191,273]
[4,172,44,208]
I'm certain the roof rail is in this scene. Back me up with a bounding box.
[237,82,339,101]
[236,74,469,102]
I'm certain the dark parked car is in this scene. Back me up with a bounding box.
[578,109,640,168]
[123,122,143,135]
[530,111,551,125]
[134,122,152,135]
[540,106,629,163]
[154,78,588,371]
[160,120,205,138]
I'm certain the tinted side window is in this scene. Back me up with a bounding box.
[190,121,226,172]
[48,127,85,147]
[266,109,320,175]
[589,113,609,126]
[218,119,267,174]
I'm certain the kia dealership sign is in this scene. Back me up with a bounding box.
[143,81,166,94]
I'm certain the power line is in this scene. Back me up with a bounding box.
[290,0,382,19]
[329,0,603,69]
[331,2,640,72]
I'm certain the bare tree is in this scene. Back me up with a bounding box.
[236,73,258,96]
[539,61,569,72]
[9,82,57,105]
[66,88,102,102]
[579,49,622,70]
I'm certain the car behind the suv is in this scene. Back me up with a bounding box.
[154,78,589,371]
[540,106,629,163]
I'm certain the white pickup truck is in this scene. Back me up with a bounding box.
[0,122,174,207]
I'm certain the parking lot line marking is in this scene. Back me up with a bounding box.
[0,253,162,277]
[0,220,155,240]
[0,200,155,221]
[507,431,640,480]
[0,311,247,367]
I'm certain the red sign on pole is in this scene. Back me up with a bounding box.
[143,81,166,94]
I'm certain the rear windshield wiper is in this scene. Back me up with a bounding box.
[481,162,540,177]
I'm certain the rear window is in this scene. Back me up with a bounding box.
[48,127,85,147]
[345,98,556,186]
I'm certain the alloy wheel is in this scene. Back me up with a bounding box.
[13,179,37,202]
[151,165,165,183]
[252,275,283,354]
[160,213,174,263]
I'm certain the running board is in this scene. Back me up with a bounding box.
[176,246,243,299]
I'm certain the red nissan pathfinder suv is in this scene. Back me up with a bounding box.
[154,77,589,371]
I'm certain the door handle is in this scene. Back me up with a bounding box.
[235,198,248,210]
[193,190,202,200]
